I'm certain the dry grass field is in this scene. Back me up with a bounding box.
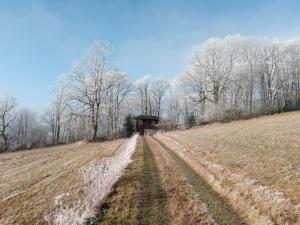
[156,111,300,224]
[1,111,300,225]
[158,111,300,203]
[0,140,124,225]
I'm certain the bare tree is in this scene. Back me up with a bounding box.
[135,75,151,115]
[257,40,282,113]
[240,37,260,116]
[44,75,69,144]
[105,71,132,137]
[181,35,300,122]
[189,36,238,119]
[14,108,37,148]
[151,78,169,117]
[0,96,17,151]
[166,80,184,128]
[180,67,209,121]
[69,41,116,141]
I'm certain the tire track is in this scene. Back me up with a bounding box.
[136,136,169,225]
[96,136,169,225]
[153,136,246,225]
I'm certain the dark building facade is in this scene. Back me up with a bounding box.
[134,115,159,135]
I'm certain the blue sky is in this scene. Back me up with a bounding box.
[0,0,300,110]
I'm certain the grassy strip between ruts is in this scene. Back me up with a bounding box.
[145,136,216,225]
[136,136,169,225]
[153,137,246,225]
[95,137,169,225]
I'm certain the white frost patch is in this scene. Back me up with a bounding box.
[45,134,138,225]
[75,140,88,146]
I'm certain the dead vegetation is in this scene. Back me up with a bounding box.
[155,111,300,225]
[95,135,245,225]
[96,136,170,225]
[0,140,124,225]
[136,137,169,225]
[146,136,217,225]
[151,136,245,225]
[96,139,143,225]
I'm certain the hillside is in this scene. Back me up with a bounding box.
[0,140,125,224]
[155,111,300,224]
[1,112,300,225]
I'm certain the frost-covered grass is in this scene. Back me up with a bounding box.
[0,139,124,225]
[47,134,138,225]
[156,112,300,224]
[156,134,300,224]
[158,111,300,203]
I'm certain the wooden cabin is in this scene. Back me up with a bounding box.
[134,115,159,135]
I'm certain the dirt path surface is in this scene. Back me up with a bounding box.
[136,137,169,225]
[97,136,245,225]
[145,136,216,225]
[96,137,169,225]
[153,137,246,225]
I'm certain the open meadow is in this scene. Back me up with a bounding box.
[0,140,125,225]
[155,111,300,224]
[1,112,300,225]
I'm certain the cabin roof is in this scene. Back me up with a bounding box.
[134,115,159,121]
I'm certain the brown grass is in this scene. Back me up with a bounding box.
[145,136,216,225]
[0,140,124,225]
[151,136,245,225]
[155,111,300,224]
[136,136,169,225]
[96,136,218,225]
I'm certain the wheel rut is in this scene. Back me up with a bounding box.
[136,136,169,225]
[96,136,169,225]
[153,136,246,225]
[96,136,245,225]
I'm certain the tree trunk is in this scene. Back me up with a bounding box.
[92,103,100,141]
[56,118,60,145]
[249,80,254,116]
[2,133,8,151]
[92,123,97,141]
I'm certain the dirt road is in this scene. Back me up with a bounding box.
[97,136,244,225]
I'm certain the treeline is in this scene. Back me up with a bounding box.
[0,41,170,151]
[180,35,300,122]
[0,97,47,151]
[2,35,300,151]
